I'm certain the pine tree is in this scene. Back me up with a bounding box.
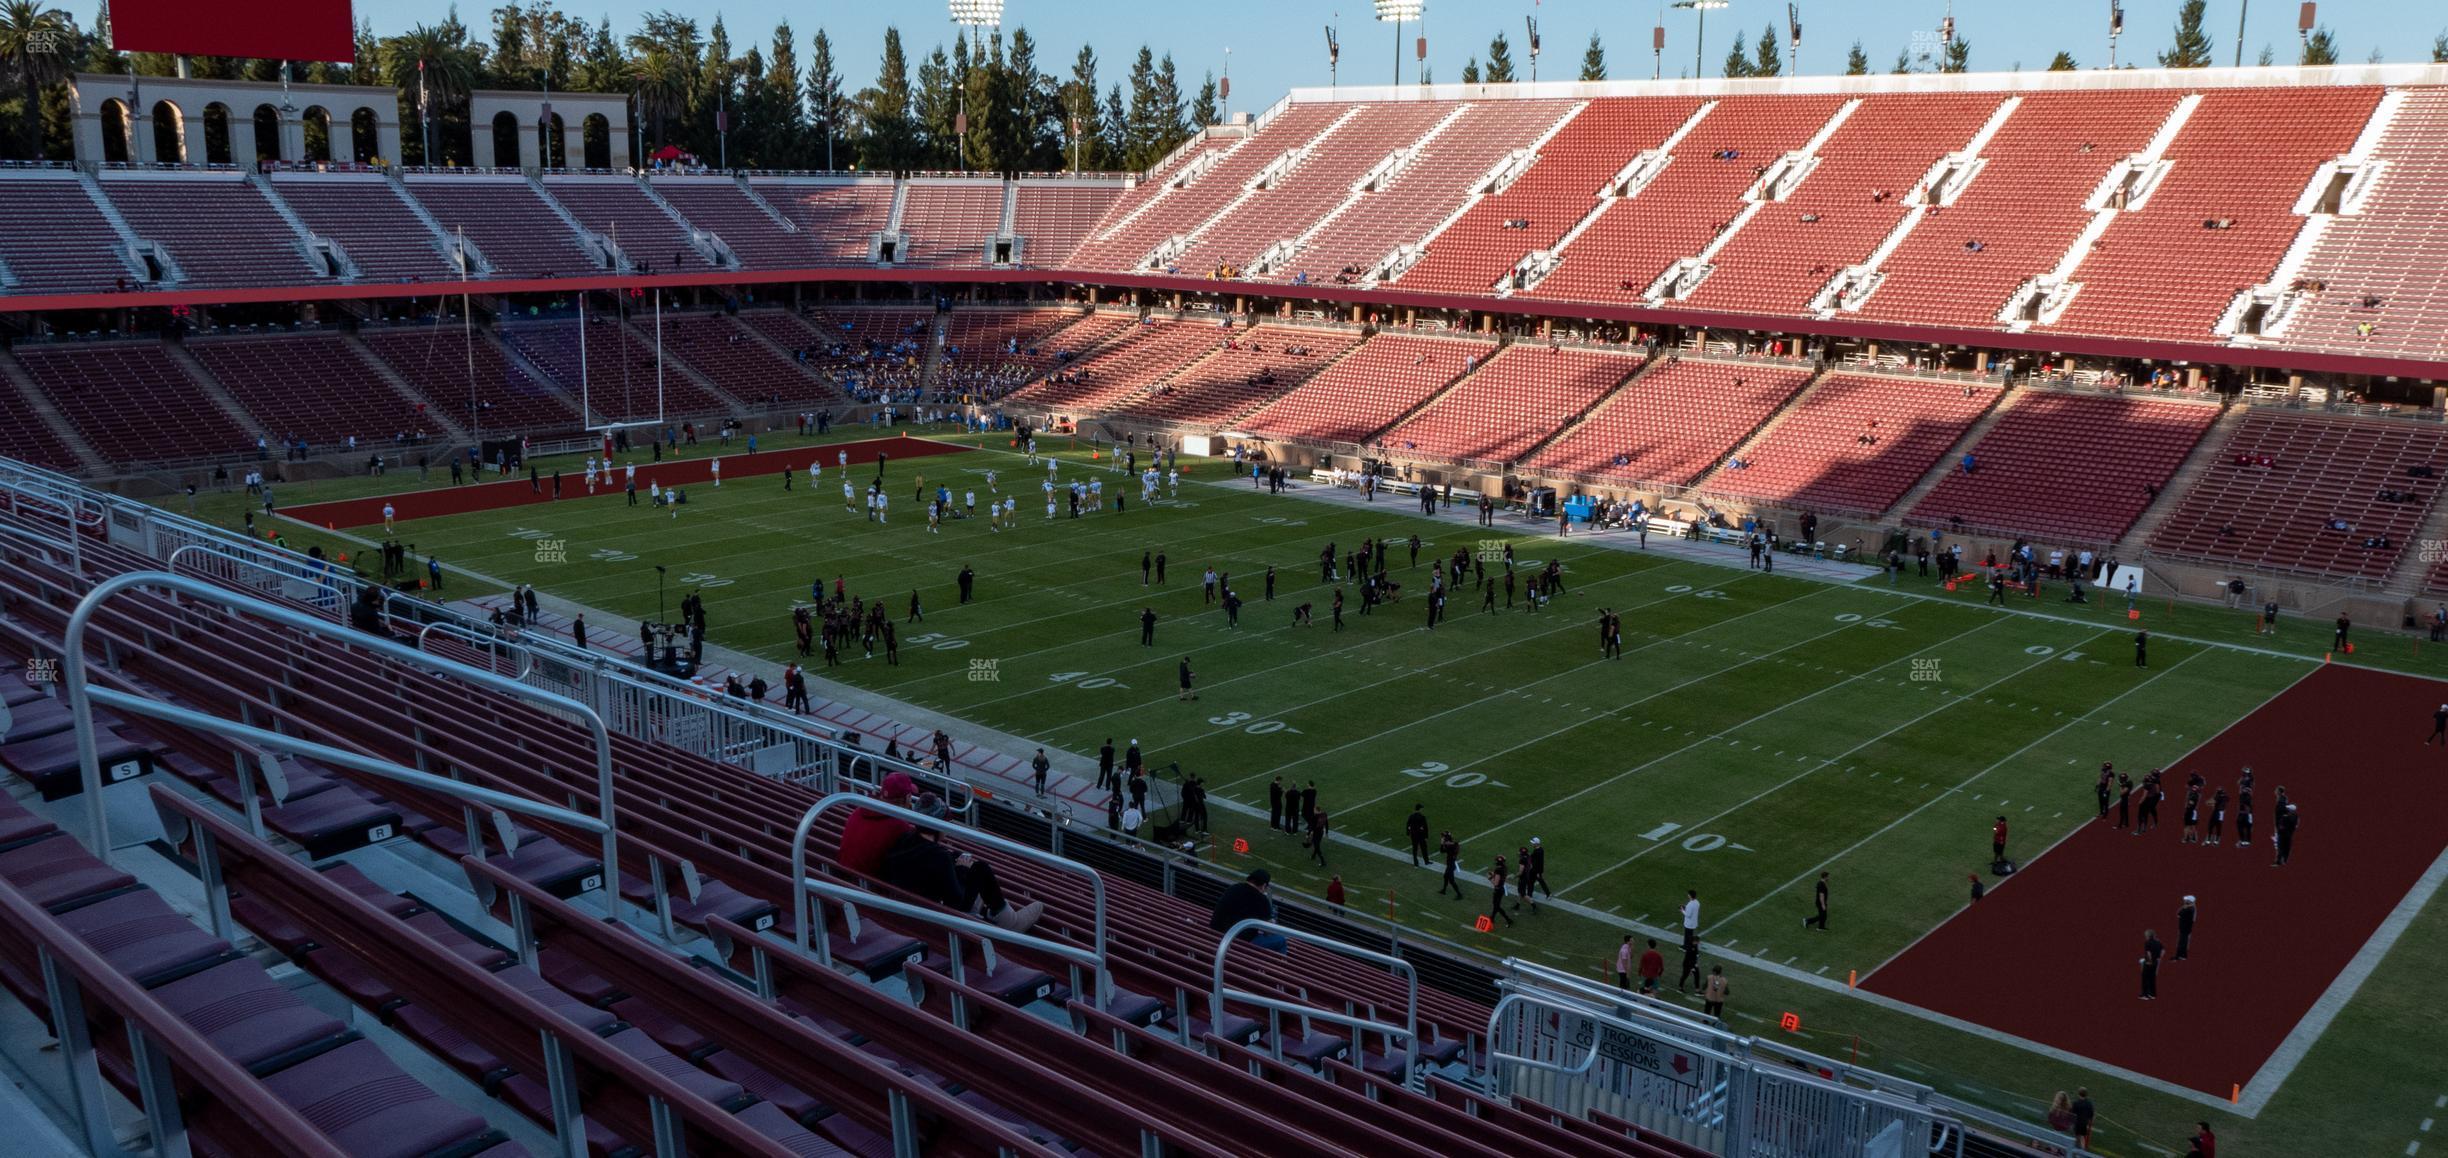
[1101,82,1127,168]
[1723,30,1753,78]
[1484,32,1516,83]
[858,27,917,173]
[806,28,850,169]
[915,40,955,169]
[1460,58,1480,85]
[761,24,803,168]
[2046,50,2079,71]
[1941,35,1970,73]
[2434,30,2447,62]
[1579,32,1607,80]
[2158,0,2214,68]
[1845,41,1870,75]
[1189,73,1218,128]
[1123,47,1160,169]
[1149,52,1189,159]
[2300,28,2338,66]
[1753,22,1782,77]
[1061,44,1107,171]
[1892,46,1913,74]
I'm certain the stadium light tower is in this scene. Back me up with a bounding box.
[1673,0,1728,79]
[1373,0,1423,87]
[948,0,1004,173]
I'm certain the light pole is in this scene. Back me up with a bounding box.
[949,0,1004,172]
[1673,0,1728,78]
[1373,0,1423,87]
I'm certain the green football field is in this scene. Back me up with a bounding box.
[205,428,2448,1157]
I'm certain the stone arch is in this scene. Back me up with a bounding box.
[350,106,380,163]
[251,103,282,162]
[301,104,333,162]
[150,99,188,164]
[582,112,612,169]
[539,111,566,169]
[98,97,133,163]
[490,109,522,167]
[198,102,234,164]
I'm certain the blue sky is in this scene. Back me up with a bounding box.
[403,0,2435,109]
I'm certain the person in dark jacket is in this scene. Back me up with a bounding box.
[1211,869,1286,951]
[881,814,1043,934]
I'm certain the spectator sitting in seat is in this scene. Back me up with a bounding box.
[839,772,922,876]
[1211,868,1287,952]
[882,792,1045,933]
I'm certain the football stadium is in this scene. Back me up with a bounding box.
[0,1,2445,1155]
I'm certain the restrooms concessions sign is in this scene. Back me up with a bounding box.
[111,0,356,65]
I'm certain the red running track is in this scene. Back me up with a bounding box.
[1864,662,2448,1095]
[281,434,973,529]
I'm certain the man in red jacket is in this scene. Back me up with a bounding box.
[839,772,919,877]
[1637,938,1667,994]
[1991,815,2010,865]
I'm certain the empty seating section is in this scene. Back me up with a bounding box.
[1681,95,2002,315]
[1275,100,1575,284]
[1910,390,2221,542]
[542,177,711,271]
[2278,88,2448,361]
[1398,97,1701,295]
[2047,86,2381,342]
[0,175,139,294]
[1068,103,1351,272]
[752,180,893,261]
[899,180,1005,267]
[359,326,580,435]
[1852,92,2176,329]
[2147,408,2448,580]
[1118,324,1364,426]
[650,179,813,269]
[1531,359,1815,486]
[1011,184,1120,267]
[0,379,81,471]
[1530,96,1847,304]
[407,178,600,278]
[1386,344,1642,464]
[1008,320,1228,415]
[1701,373,1997,514]
[189,335,423,444]
[1241,334,1493,444]
[101,176,320,289]
[502,319,731,421]
[1177,103,1455,277]
[14,342,247,464]
[658,313,843,405]
[269,176,459,282]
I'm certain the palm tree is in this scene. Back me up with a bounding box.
[382,23,478,164]
[0,0,75,160]
[631,49,686,151]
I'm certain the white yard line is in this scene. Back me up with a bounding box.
[1553,625,2113,891]
[1709,648,2206,931]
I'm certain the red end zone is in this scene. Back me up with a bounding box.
[1864,662,2448,1096]
[281,435,974,528]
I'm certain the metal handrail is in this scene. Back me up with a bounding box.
[788,790,1109,1009]
[0,872,348,1157]
[1212,918,1419,1080]
[166,541,359,619]
[416,617,536,679]
[61,573,619,903]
